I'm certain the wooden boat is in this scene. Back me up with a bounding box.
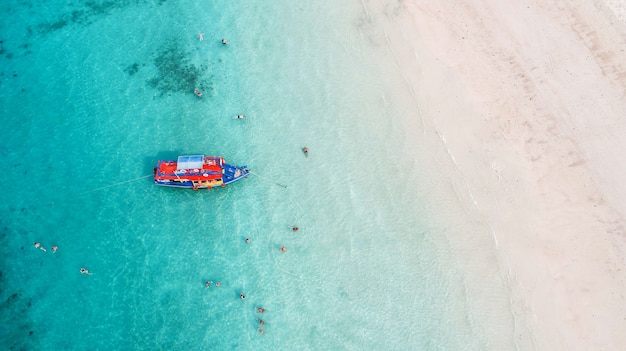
[154,155,249,190]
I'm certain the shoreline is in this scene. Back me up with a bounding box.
[378,0,626,349]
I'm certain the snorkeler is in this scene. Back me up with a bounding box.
[34,242,46,252]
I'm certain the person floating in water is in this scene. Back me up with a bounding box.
[221,38,228,45]
[280,246,286,253]
[257,307,265,313]
[80,268,90,275]
[240,292,246,300]
[51,245,58,253]
[258,319,264,326]
[198,33,204,41]
[290,226,299,232]
[215,282,221,287]
[245,238,251,243]
[258,328,264,334]
[194,89,203,98]
[233,114,245,119]
[34,242,46,252]
[205,281,212,287]
[302,147,308,157]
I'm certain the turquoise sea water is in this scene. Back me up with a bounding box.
[1,1,518,350]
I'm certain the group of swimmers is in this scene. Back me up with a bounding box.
[239,225,301,334]
[34,242,58,253]
[205,280,221,288]
[192,36,228,98]
[244,226,299,253]
[238,292,266,333]
[34,242,91,275]
[196,33,227,45]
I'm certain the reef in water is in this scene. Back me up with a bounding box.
[147,40,209,96]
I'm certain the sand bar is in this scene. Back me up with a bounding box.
[384,0,626,349]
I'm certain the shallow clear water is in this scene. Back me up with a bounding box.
[1,0,516,350]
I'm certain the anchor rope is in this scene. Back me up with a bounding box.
[76,174,154,195]
[249,171,287,188]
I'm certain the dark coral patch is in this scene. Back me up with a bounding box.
[124,63,140,76]
[147,41,206,95]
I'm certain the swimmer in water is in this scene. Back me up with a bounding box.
[245,238,250,243]
[34,242,46,252]
[198,33,204,41]
[280,246,286,253]
[222,38,227,45]
[80,268,90,275]
[240,292,246,300]
[302,147,309,157]
[51,245,58,253]
[205,281,212,287]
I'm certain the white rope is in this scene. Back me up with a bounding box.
[77,174,154,195]
[249,171,287,188]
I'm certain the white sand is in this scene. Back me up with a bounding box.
[372,0,626,349]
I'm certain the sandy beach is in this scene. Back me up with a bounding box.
[377,0,626,349]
